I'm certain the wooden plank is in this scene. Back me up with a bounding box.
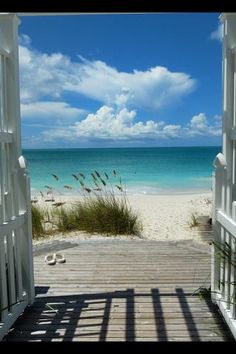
[33,283,209,287]
[33,272,210,276]
[225,233,232,310]
[21,173,35,304]
[8,322,229,332]
[16,312,222,320]
[13,228,23,302]
[0,213,25,236]
[2,56,8,134]
[215,292,236,340]
[31,303,212,310]
[32,282,210,286]
[217,210,236,240]
[33,274,210,278]
[33,253,211,257]
[33,265,210,269]
[220,228,226,298]
[0,46,10,58]
[0,132,12,143]
[5,240,233,342]
[0,236,8,323]
[32,286,210,291]
[0,143,6,221]
[230,237,236,319]
[0,56,3,132]
[0,300,28,341]
[18,314,224,323]
[5,336,229,342]
[6,232,16,312]
[33,269,210,274]
[5,327,231,339]
[27,307,213,314]
[230,202,236,318]
[32,297,209,304]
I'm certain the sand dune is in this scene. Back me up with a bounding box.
[33,192,212,245]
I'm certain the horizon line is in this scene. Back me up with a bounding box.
[22,145,222,151]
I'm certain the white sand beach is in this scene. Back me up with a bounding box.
[33,192,213,244]
[128,193,212,240]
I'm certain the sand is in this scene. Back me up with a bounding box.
[32,192,213,245]
[128,193,212,240]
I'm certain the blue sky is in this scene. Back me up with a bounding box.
[19,13,223,149]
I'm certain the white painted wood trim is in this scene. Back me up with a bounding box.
[211,223,221,303]
[12,229,23,303]
[231,45,236,54]
[17,166,35,304]
[0,213,26,236]
[0,298,28,341]
[16,12,148,16]
[6,233,16,312]
[230,230,236,318]
[0,236,8,323]
[17,12,85,16]
[216,210,236,239]
[215,292,236,340]
[231,126,236,140]
[0,132,13,143]
[231,204,236,318]
[225,232,232,309]
[0,46,9,57]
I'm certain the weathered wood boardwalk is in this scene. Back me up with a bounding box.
[4,240,234,342]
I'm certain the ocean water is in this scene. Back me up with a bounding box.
[23,146,221,196]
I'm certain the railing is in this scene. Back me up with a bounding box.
[212,153,236,340]
[0,156,34,341]
[0,14,34,341]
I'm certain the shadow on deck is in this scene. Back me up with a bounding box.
[3,240,235,342]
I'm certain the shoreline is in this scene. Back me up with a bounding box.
[31,188,213,198]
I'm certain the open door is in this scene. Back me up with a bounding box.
[212,13,236,340]
[0,13,34,341]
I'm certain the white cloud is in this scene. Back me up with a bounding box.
[19,34,31,46]
[66,58,196,110]
[162,124,182,138]
[19,34,220,146]
[187,113,222,137]
[190,112,208,131]
[19,45,73,103]
[21,101,87,121]
[210,24,223,41]
[41,106,222,143]
[19,35,196,110]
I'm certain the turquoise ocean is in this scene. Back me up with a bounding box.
[23,146,221,196]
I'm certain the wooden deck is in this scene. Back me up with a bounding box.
[4,239,234,342]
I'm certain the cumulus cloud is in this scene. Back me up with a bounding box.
[162,124,182,138]
[19,35,196,110]
[19,33,31,46]
[66,58,196,110]
[19,45,73,103]
[210,24,223,41]
[42,106,161,141]
[21,101,87,122]
[41,106,222,143]
[18,34,220,146]
[187,113,222,137]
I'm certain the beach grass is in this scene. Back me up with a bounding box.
[31,204,45,239]
[69,194,142,235]
[31,170,142,238]
[31,196,142,238]
[52,206,79,233]
[39,195,141,236]
[188,211,199,228]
